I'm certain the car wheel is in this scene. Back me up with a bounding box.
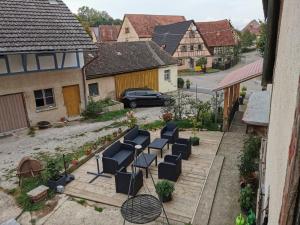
[129,101,137,108]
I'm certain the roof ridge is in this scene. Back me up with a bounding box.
[145,41,165,66]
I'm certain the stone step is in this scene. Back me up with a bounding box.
[191,155,225,225]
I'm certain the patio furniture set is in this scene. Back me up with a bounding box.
[100,122,193,195]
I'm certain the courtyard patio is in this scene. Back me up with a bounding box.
[64,130,223,224]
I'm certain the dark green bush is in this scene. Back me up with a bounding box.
[82,98,116,119]
[177,78,185,88]
[155,180,175,198]
[240,185,254,211]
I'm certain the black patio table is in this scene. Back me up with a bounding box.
[148,138,169,158]
[133,153,157,178]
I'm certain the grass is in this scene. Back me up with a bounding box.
[94,109,129,122]
[141,120,165,130]
[94,206,103,213]
[206,68,220,74]
[14,177,55,212]
[76,199,86,205]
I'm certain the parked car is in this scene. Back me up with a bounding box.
[121,88,173,108]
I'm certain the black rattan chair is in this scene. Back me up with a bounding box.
[160,122,179,144]
[172,138,191,160]
[115,167,143,196]
[158,154,182,182]
[124,126,151,150]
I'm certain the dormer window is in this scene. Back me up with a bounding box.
[125,27,130,34]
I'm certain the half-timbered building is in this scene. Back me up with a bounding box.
[152,20,212,70]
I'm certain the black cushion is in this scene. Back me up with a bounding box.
[113,150,133,164]
[133,135,148,145]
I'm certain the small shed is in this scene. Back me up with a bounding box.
[213,59,263,130]
[242,90,271,136]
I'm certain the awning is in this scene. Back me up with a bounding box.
[213,59,263,91]
[242,90,271,126]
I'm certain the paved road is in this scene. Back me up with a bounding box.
[181,51,263,97]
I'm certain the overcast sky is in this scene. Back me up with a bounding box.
[63,0,264,29]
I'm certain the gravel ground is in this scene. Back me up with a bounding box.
[0,107,162,189]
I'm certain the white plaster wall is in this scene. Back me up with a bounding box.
[117,17,140,42]
[0,52,81,74]
[158,65,178,93]
[264,0,300,224]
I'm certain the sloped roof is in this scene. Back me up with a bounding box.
[99,25,121,42]
[0,0,95,53]
[85,41,177,79]
[214,59,263,91]
[152,20,193,55]
[242,20,260,36]
[196,19,236,47]
[125,14,186,38]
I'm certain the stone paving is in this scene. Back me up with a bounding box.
[207,112,247,225]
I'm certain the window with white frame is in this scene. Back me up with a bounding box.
[164,69,171,81]
[88,83,99,96]
[34,88,55,109]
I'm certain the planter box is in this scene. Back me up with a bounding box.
[47,175,66,190]
[27,185,49,203]
[102,101,124,113]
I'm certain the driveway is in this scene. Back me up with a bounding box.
[181,51,263,98]
[0,107,162,190]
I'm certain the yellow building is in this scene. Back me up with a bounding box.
[83,41,178,100]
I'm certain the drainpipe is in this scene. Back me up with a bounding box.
[81,54,99,109]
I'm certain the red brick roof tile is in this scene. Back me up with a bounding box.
[125,14,186,38]
[196,19,236,47]
[242,20,261,36]
[99,25,121,42]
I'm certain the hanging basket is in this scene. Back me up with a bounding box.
[121,194,162,224]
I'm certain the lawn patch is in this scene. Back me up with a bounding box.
[95,109,129,122]
[94,206,103,212]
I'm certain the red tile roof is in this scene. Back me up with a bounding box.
[196,19,237,47]
[242,20,261,36]
[214,59,263,91]
[99,25,121,42]
[125,14,186,38]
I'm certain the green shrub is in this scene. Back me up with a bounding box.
[177,78,185,88]
[82,98,116,119]
[155,180,175,198]
[240,185,254,211]
[94,206,103,212]
[239,136,261,178]
[46,159,62,181]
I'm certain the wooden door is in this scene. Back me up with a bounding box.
[0,93,28,133]
[62,85,81,117]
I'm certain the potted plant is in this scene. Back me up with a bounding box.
[85,148,92,156]
[113,131,118,137]
[162,112,173,122]
[186,79,191,89]
[155,180,175,202]
[190,117,200,146]
[47,159,66,190]
[71,158,79,166]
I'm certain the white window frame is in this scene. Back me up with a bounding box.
[34,88,56,110]
[164,69,171,82]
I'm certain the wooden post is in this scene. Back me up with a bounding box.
[223,88,229,131]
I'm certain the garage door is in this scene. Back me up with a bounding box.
[0,93,28,133]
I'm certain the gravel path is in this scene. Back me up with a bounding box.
[0,107,162,189]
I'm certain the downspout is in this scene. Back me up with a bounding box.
[81,55,99,109]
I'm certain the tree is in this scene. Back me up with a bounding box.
[240,30,256,51]
[196,57,208,73]
[256,20,267,56]
[76,6,122,27]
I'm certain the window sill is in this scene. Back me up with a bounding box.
[36,106,57,113]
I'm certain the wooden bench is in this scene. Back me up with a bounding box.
[27,185,49,203]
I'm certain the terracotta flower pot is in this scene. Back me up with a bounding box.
[71,160,79,166]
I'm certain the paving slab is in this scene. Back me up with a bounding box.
[0,191,22,224]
